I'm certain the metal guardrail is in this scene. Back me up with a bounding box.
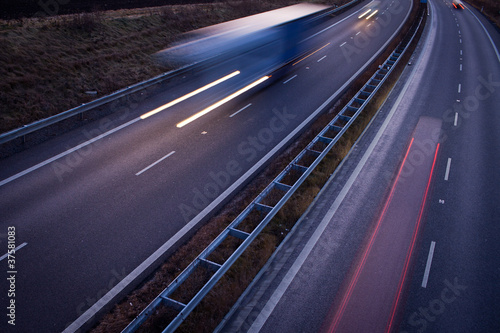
[122,6,425,333]
[0,0,360,147]
[0,63,199,145]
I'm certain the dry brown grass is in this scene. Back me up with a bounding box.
[0,0,343,135]
[465,0,500,27]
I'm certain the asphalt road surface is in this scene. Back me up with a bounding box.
[0,0,413,332]
[218,0,500,332]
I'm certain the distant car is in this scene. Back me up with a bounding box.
[452,0,465,9]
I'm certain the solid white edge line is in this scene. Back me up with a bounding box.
[65,5,411,329]
[0,242,28,261]
[135,151,176,176]
[248,1,417,331]
[0,118,141,188]
[421,241,436,288]
[230,103,252,118]
[2,71,242,185]
[444,157,452,181]
[305,1,375,41]
[64,0,414,330]
[466,5,500,63]
[63,73,354,333]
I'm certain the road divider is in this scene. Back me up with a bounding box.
[122,5,425,332]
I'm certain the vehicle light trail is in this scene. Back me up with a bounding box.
[176,75,270,128]
[140,70,240,120]
[366,10,379,20]
[386,143,440,332]
[292,43,330,66]
[328,138,415,333]
[358,9,372,19]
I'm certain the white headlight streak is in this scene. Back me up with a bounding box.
[140,70,240,120]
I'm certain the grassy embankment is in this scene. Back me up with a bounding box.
[91,1,425,332]
[465,0,500,28]
[0,0,338,135]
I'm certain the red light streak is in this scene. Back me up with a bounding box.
[385,143,440,332]
[328,138,415,333]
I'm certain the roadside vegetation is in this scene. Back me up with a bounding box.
[465,0,500,28]
[1,0,427,331]
[0,0,342,134]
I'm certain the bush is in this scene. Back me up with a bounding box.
[67,12,102,33]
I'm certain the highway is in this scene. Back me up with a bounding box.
[218,0,500,332]
[0,0,413,332]
[399,0,500,331]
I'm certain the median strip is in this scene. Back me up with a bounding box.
[119,4,425,332]
[88,2,425,332]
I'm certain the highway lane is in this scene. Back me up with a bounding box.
[219,0,500,332]
[398,0,500,332]
[0,0,412,331]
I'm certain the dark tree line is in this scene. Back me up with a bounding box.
[0,0,221,19]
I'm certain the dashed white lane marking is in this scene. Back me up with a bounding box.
[136,151,176,176]
[444,158,452,181]
[454,112,458,126]
[0,117,141,187]
[0,242,28,261]
[317,55,327,62]
[283,75,298,84]
[340,42,347,47]
[230,103,252,118]
[421,241,436,288]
